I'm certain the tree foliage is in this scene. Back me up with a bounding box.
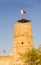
[19,48,41,65]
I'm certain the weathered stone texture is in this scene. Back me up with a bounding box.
[14,23,34,55]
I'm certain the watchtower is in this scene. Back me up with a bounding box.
[14,19,34,59]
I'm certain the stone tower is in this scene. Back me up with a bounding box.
[14,19,34,60]
[0,19,34,65]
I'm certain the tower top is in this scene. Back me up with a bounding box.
[17,19,31,23]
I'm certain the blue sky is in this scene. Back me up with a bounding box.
[0,0,41,55]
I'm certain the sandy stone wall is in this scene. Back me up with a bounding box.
[14,23,34,56]
[14,23,32,37]
[0,56,14,65]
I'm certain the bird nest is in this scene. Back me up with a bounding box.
[17,19,31,23]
